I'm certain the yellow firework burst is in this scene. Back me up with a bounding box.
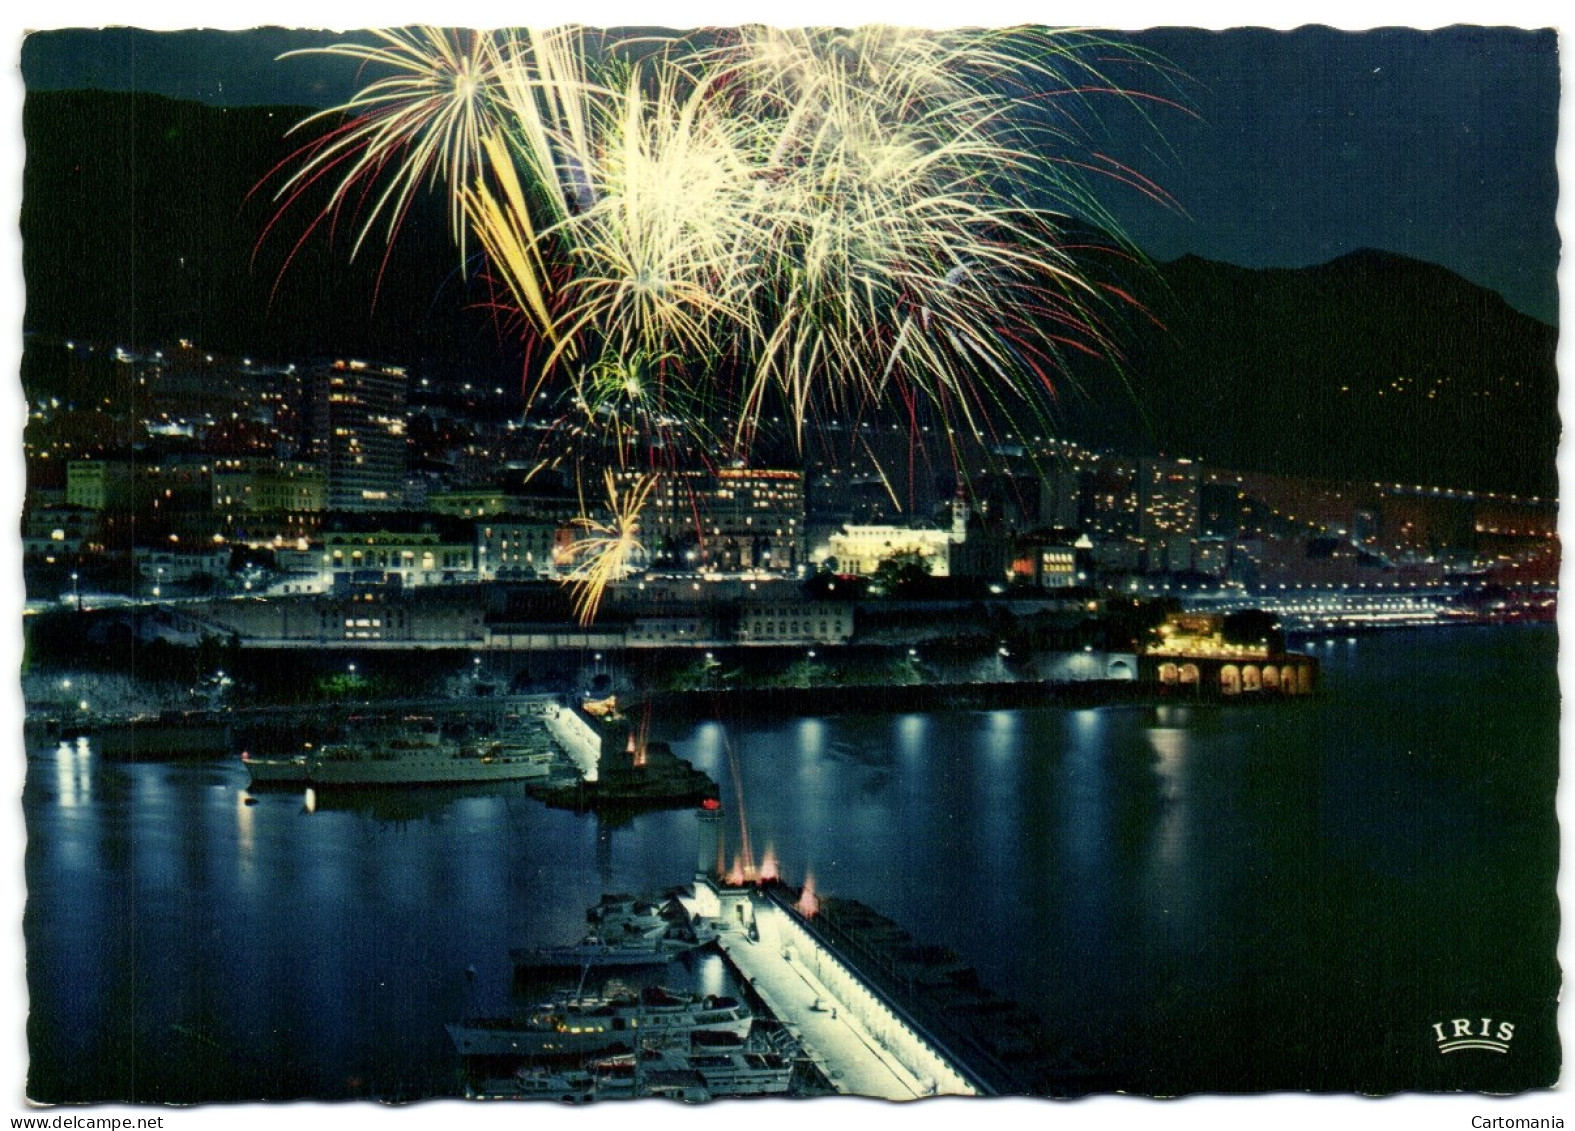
[273,25,1180,617]
[276,28,505,259]
[559,471,657,626]
[702,25,1162,446]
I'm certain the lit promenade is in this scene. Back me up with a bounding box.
[713,910,930,1100]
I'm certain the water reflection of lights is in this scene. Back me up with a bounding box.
[984,710,1018,760]
[235,788,256,882]
[895,714,928,756]
[1062,713,1109,884]
[1145,724,1190,870]
[796,717,825,781]
[303,786,317,814]
[688,721,726,774]
[55,738,92,808]
[1071,708,1103,738]
[1146,725,1189,772]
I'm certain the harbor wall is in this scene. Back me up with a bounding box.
[757,900,981,1096]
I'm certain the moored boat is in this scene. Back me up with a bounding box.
[242,718,561,788]
[512,894,718,972]
[594,1039,795,1098]
[465,1068,595,1103]
[447,987,753,1058]
[467,1030,797,1102]
[307,736,556,786]
[240,750,309,786]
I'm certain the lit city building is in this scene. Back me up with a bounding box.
[211,456,326,514]
[66,456,136,511]
[475,519,564,581]
[311,360,409,511]
[321,525,475,588]
[1140,457,1200,570]
[645,467,805,573]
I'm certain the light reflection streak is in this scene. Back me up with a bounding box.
[796,717,825,783]
[1060,711,1110,919]
[54,739,92,809]
[235,789,256,888]
[695,951,727,999]
[983,709,1018,761]
[1145,724,1190,871]
[895,714,928,757]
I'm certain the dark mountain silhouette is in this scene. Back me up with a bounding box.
[1050,249,1558,497]
[20,90,1560,497]
[21,89,523,382]
[1162,250,1555,496]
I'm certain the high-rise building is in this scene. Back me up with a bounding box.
[1079,460,1140,539]
[1140,459,1197,551]
[311,361,408,511]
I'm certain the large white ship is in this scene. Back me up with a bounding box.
[447,987,753,1058]
[243,721,559,788]
[240,751,310,785]
[307,736,556,786]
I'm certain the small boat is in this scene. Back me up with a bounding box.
[470,1030,797,1102]
[466,1068,595,1103]
[513,894,718,972]
[447,986,753,1058]
[593,1037,795,1099]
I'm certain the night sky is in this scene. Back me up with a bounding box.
[16,20,1561,324]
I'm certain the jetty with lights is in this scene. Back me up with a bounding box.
[683,804,1095,1098]
[527,698,719,814]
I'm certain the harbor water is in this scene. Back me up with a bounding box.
[22,626,1560,1100]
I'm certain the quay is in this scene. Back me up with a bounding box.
[681,805,1081,1099]
[705,899,968,1099]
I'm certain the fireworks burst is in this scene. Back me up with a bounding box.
[558,470,657,625]
[274,28,506,260]
[272,24,1180,617]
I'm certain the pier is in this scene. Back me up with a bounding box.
[683,803,1016,1099]
[706,896,973,1099]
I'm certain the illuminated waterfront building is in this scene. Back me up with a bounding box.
[475,519,563,580]
[320,524,475,587]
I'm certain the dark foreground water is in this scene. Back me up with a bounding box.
[24,627,1560,1101]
